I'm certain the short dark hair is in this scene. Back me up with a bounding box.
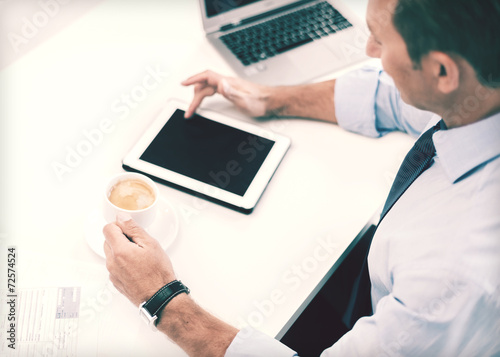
[393,0,500,88]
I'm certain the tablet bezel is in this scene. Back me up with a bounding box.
[122,99,291,213]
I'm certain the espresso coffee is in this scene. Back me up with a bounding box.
[108,179,156,210]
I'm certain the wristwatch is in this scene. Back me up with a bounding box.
[139,280,190,331]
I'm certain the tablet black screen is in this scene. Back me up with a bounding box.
[139,109,275,196]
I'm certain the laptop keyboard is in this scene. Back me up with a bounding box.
[220,1,352,66]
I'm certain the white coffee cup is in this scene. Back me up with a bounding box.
[103,172,159,228]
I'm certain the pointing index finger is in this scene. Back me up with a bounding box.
[182,70,222,87]
[181,71,210,86]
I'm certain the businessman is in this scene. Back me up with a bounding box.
[103,0,500,355]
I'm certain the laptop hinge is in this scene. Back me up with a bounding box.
[219,0,314,32]
[220,20,242,32]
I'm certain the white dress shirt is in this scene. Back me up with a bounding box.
[225,67,500,356]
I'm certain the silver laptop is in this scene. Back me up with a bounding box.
[199,0,369,85]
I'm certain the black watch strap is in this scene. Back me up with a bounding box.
[139,280,190,330]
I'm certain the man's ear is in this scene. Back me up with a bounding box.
[427,51,460,94]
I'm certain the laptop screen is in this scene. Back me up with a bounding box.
[205,0,262,17]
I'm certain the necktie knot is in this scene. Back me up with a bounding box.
[414,128,436,155]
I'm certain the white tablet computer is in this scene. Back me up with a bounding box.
[122,99,291,214]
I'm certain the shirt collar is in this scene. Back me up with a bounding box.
[432,111,500,183]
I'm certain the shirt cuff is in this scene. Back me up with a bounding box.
[334,66,383,138]
[225,327,298,357]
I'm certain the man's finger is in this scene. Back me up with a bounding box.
[181,71,208,86]
[185,86,217,118]
[114,213,151,247]
[182,70,221,87]
[103,222,129,249]
[103,240,113,258]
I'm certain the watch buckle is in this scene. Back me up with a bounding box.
[139,302,158,331]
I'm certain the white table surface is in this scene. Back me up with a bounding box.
[0,1,415,355]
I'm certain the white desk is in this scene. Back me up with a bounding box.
[0,1,414,355]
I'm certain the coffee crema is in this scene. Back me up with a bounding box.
[108,179,156,210]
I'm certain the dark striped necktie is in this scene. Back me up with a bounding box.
[343,119,444,328]
[380,119,445,222]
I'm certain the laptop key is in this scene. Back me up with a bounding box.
[276,37,313,54]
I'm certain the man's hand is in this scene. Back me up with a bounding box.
[181,70,272,118]
[182,69,338,123]
[103,213,176,306]
[103,213,239,357]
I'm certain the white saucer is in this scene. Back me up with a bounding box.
[85,197,179,258]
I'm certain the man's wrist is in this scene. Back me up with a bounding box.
[139,280,190,330]
[264,86,289,117]
[156,293,239,356]
[155,292,198,338]
[264,80,337,122]
[156,291,192,325]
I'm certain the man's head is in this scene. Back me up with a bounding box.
[365,0,500,127]
[393,0,500,89]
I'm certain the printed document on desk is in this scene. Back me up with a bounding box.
[1,287,80,357]
[0,251,115,357]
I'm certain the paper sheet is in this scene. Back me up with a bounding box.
[1,287,80,357]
